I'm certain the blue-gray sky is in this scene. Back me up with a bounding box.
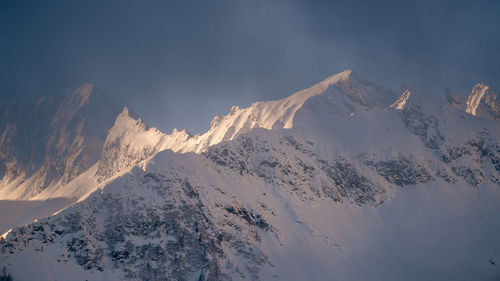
[1,0,499,133]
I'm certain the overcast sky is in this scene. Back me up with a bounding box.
[1,0,499,133]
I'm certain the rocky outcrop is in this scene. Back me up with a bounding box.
[465,84,499,120]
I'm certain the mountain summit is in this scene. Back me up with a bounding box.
[465,83,500,120]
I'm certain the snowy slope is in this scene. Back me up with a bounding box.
[94,107,191,183]
[174,69,396,153]
[1,70,500,280]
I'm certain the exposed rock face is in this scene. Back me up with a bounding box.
[204,134,386,205]
[0,85,121,199]
[402,103,444,150]
[392,87,500,187]
[465,84,500,120]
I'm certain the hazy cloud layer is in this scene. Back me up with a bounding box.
[1,0,499,133]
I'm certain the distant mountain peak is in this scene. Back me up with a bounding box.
[465,83,499,120]
[0,84,121,200]
[466,84,490,116]
[322,69,354,84]
[67,83,93,100]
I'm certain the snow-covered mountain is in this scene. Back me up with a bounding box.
[92,70,397,183]
[446,84,500,121]
[0,84,121,200]
[1,70,499,280]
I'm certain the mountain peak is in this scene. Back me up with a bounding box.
[116,106,132,121]
[322,69,354,84]
[178,70,397,152]
[465,83,499,120]
[72,83,93,99]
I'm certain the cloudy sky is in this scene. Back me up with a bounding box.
[1,0,499,133]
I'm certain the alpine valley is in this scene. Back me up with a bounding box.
[0,70,499,281]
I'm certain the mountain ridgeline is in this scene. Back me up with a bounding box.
[0,70,499,281]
